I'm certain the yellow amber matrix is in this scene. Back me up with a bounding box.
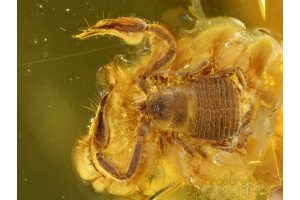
[72,1,282,199]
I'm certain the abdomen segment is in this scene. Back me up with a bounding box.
[189,76,241,140]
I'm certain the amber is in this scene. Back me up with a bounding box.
[72,1,282,199]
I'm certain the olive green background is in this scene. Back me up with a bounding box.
[17,0,282,199]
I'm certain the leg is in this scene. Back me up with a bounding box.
[236,108,254,147]
[216,67,248,90]
[124,137,144,179]
[212,140,234,152]
[194,145,208,159]
[212,138,246,157]
[93,94,109,147]
[96,121,151,180]
[75,17,176,77]
[174,136,195,156]
[96,136,144,180]
[158,135,167,154]
[174,136,208,159]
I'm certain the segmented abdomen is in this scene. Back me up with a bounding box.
[190,76,241,140]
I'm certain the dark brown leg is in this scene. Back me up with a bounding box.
[93,94,110,147]
[158,135,167,154]
[96,153,123,180]
[212,138,246,157]
[212,140,236,153]
[175,137,195,156]
[195,145,208,159]
[96,136,144,180]
[174,136,209,159]
[124,137,144,179]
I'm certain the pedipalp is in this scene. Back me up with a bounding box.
[75,17,176,77]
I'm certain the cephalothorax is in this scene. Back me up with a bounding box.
[73,1,282,198]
